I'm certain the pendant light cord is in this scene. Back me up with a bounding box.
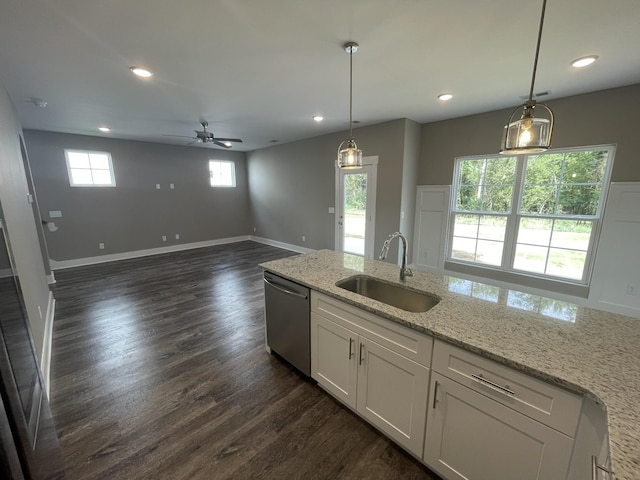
[349,47,354,138]
[528,0,547,102]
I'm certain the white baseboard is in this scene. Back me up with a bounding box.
[49,236,253,270]
[249,235,315,254]
[46,271,56,284]
[40,291,55,398]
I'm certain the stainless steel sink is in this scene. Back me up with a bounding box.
[336,275,440,313]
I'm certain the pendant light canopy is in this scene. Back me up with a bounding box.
[337,42,363,169]
[500,0,554,155]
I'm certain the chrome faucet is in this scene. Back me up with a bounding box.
[379,232,413,282]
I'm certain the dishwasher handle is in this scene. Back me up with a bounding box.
[264,277,308,300]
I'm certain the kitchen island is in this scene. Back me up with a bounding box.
[260,249,639,480]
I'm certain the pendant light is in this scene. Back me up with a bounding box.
[337,42,363,169]
[500,0,554,155]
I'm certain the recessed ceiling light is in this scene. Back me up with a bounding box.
[438,93,454,101]
[129,66,153,78]
[98,126,111,132]
[571,55,598,68]
[312,115,324,122]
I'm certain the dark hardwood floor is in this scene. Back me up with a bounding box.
[49,241,440,479]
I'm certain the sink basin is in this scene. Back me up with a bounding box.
[336,275,440,313]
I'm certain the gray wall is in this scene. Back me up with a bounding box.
[247,118,414,261]
[0,82,51,357]
[399,119,421,263]
[24,131,251,261]
[419,84,640,185]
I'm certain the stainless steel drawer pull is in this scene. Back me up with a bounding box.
[592,456,613,479]
[359,343,364,365]
[348,338,354,359]
[471,373,515,396]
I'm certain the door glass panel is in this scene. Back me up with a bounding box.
[343,173,367,256]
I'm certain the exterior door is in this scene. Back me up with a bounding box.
[336,156,377,258]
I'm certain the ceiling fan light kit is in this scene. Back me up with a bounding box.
[500,0,554,155]
[337,41,363,169]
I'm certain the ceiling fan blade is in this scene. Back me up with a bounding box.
[214,140,232,148]
[163,134,195,138]
[213,137,243,143]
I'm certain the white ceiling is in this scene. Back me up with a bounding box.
[1,0,639,152]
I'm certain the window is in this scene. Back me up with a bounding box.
[448,146,614,285]
[209,160,236,187]
[65,150,115,187]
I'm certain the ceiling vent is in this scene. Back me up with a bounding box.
[519,90,551,100]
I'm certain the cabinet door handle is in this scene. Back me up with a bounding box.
[471,373,515,396]
[348,338,354,359]
[432,381,440,409]
[592,455,614,479]
[359,343,364,365]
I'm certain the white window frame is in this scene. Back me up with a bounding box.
[64,149,116,187]
[209,160,236,188]
[446,145,615,291]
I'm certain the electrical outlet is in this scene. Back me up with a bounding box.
[253,226,257,232]
[162,235,167,242]
[175,234,180,240]
[98,242,105,249]
[156,184,161,189]
[302,235,306,242]
[170,183,175,189]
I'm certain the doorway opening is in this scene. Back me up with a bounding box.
[335,156,378,259]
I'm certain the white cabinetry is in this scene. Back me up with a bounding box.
[425,340,582,480]
[312,314,357,408]
[311,292,432,457]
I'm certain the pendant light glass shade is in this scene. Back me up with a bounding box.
[337,138,362,169]
[501,100,554,154]
[500,0,554,155]
[337,42,362,169]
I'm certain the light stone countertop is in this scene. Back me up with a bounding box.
[260,249,640,480]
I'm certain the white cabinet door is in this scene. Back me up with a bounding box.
[311,312,357,409]
[424,372,574,480]
[357,337,430,457]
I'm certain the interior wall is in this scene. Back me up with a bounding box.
[247,119,410,261]
[0,83,51,357]
[415,83,640,316]
[418,83,640,185]
[24,130,250,262]
[399,119,421,263]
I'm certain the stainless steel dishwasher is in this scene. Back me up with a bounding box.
[263,271,310,376]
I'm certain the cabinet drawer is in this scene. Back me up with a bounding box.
[432,340,581,436]
[311,292,432,367]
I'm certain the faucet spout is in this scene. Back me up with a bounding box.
[379,232,413,282]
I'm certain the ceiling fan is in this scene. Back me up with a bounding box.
[165,121,243,148]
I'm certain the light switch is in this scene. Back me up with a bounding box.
[328,207,335,214]
[170,183,175,189]
[49,210,62,218]
[156,184,161,189]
